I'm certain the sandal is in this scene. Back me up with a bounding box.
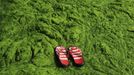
[55,46,69,67]
[68,46,84,66]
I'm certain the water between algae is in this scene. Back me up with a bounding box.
[0,0,134,75]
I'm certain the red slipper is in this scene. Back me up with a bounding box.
[55,46,69,67]
[68,46,84,66]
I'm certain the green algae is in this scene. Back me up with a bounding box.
[0,0,134,75]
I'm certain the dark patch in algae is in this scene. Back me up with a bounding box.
[0,0,134,75]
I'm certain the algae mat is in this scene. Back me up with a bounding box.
[0,0,134,75]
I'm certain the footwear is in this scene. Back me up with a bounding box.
[55,46,69,67]
[68,46,84,66]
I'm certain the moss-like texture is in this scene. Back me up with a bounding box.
[0,0,134,75]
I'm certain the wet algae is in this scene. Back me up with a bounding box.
[0,0,134,75]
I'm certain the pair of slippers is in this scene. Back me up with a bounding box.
[54,46,84,67]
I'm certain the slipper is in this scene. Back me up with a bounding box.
[68,46,84,66]
[55,46,69,67]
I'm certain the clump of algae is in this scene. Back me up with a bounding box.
[0,0,134,75]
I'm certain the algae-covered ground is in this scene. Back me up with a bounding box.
[0,0,134,75]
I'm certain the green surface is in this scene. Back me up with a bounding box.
[0,0,134,75]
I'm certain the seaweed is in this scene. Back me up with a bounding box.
[0,0,134,75]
